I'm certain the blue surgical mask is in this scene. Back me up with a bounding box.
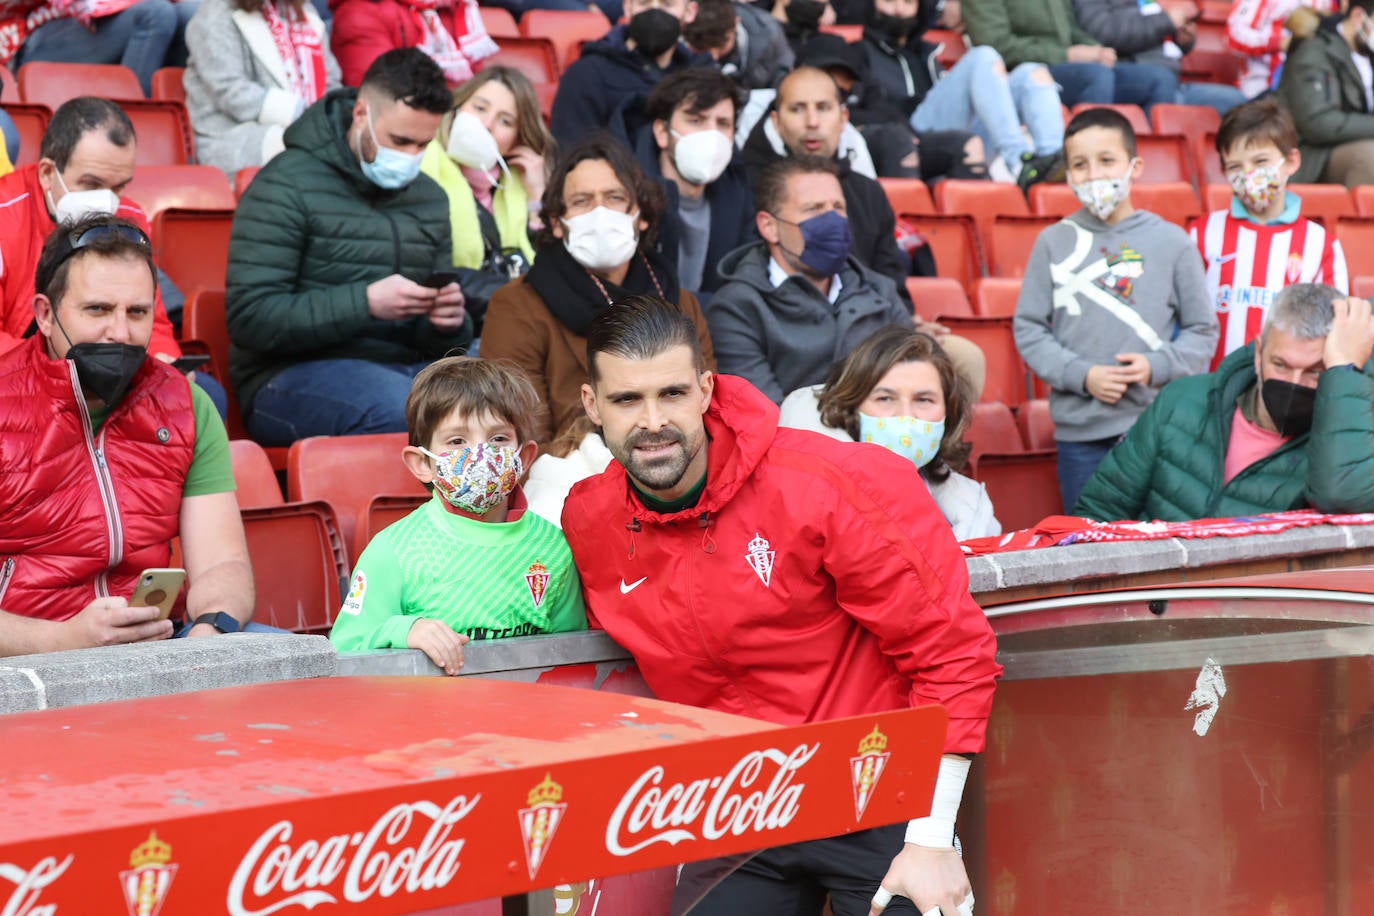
[357,106,424,190]
[858,414,944,470]
[775,209,852,277]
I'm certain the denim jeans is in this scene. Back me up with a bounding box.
[193,372,228,421]
[16,0,178,95]
[1057,435,1122,514]
[163,0,201,68]
[1178,81,1247,116]
[912,45,1065,165]
[1049,61,1178,113]
[244,358,431,447]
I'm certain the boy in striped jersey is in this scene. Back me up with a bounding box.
[1188,96,1347,371]
[330,357,587,674]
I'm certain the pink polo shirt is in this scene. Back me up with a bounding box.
[1223,406,1290,483]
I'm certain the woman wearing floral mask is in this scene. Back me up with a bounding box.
[183,0,343,176]
[482,134,717,446]
[779,325,1001,540]
[420,66,552,332]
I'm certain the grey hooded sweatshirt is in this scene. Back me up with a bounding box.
[1013,208,1218,442]
[707,241,912,403]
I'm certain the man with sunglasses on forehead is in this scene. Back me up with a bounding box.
[0,215,256,657]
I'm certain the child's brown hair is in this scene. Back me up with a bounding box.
[405,357,546,448]
[1215,96,1298,161]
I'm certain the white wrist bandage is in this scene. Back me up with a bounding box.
[905,756,971,847]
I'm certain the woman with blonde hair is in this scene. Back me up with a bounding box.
[420,65,552,333]
[779,324,1001,540]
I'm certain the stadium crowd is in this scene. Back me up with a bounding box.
[2,0,1374,910]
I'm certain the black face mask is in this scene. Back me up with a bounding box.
[785,0,827,30]
[1260,378,1317,438]
[871,11,919,42]
[627,8,681,58]
[53,314,148,405]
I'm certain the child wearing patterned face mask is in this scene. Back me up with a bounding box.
[1187,96,1349,372]
[328,357,587,675]
[1014,107,1219,512]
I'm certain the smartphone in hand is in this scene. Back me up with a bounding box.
[129,568,187,620]
[422,270,461,289]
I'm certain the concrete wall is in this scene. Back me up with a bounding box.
[3,523,1372,711]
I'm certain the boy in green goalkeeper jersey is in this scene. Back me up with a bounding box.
[329,357,586,674]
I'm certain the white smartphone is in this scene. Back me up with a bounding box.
[128,568,187,620]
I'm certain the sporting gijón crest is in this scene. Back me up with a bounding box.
[850,726,891,821]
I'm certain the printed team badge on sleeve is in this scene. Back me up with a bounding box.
[120,830,177,916]
[524,561,550,609]
[745,532,776,588]
[519,772,567,879]
[341,571,366,616]
[850,725,891,821]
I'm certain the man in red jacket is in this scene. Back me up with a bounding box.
[0,215,254,656]
[0,96,227,415]
[562,295,1000,916]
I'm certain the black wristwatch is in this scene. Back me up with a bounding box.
[190,612,241,634]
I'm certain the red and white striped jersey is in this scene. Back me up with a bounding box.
[1188,206,1348,370]
[1228,0,1341,96]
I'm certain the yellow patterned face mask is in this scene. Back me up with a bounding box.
[858,414,945,469]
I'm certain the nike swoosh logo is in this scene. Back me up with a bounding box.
[619,577,647,594]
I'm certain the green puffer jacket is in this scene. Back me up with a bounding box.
[1075,342,1374,522]
[1276,27,1374,184]
[962,0,1099,69]
[226,89,472,410]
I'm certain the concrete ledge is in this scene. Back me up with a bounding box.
[0,634,336,710]
[338,630,633,678]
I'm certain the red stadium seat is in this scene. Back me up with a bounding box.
[926,28,966,69]
[1354,275,1374,298]
[1354,185,1374,217]
[989,215,1057,277]
[184,289,277,465]
[521,9,610,71]
[975,450,1063,531]
[966,401,1024,469]
[935,179,1029,256]
[1196,131,1225,185]
[363,494,429,547]
[1149,103,1220,152]
[1181,22,1242,85]
[125,165,235,222]
[234,166,260,200]
[122,99,194,165]
[937,316,1031,406]
[478,5,520,37]
[152,207,233,292]
[906,276,974,321]
[150,67,185,103]
[819,24,863,41]
[1199,0,1229,22]
[1203,182,1229,212]
[1014,398,1055,450]
[1131,182,1201,227]
[1336,218,1374,281]
[1288,183,1356,227]
[902,214,984,291]
[4,103,50,166]
[18,62,143,110]
[229,440,285,508]
[878,177,935,216]
[1028,183,1079,218]
[241,501,349,634]
[487,37,560,83]
[0,67,17,103]
[1070,103,1150,135]
[971,277,1022,318]
[1136,133,1194,185]
[288,433,430,563]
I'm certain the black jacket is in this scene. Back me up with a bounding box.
[740,117,913,304]
[549,25,715,146]
[633,128,757,295]
[856,29,943,117]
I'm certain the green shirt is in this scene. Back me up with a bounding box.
[632,472,707,514]
[329,492,587,651]
[89,381,236,498]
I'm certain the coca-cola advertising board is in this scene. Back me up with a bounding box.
[0,676,946,915]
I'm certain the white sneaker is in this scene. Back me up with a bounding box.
[988,155,1021,184]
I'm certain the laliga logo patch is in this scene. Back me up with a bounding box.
[849,726,890,821]
[519,773,567,879]
[341,571,366,616]
[120,831,177,916]
[745,532,775,588]
[524,561,550,609]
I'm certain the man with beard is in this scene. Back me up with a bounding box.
[1276,0,1374,188]
[562,294,1000,916]
[1076,284,1374,522]
[550,0,715,146]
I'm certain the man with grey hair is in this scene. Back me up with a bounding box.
[1075,284,1374,522]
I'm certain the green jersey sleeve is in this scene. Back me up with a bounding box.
[544,562,587,634]
[328,532,416,651]
[183,382,236,498]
